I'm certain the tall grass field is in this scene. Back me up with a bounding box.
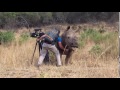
[0,23,119,78]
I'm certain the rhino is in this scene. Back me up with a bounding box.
[56,26,79,65]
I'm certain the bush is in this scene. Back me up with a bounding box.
[0,31,15,45]
[0,12,118,29]
[82,29,104,44]
[89,45,102,56]
[89,30,103,44]
[19,33,30,45]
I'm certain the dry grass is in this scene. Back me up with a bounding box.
[0,23,119,78]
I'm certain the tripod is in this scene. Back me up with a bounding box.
[31,41,50,65]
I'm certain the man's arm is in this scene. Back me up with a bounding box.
[57,37,66,50]
[37,34,53,41]
[45,34,53,41]
[58,42,65,50]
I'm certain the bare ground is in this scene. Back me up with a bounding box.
[0,64,118,78]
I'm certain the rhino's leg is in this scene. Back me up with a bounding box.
[60,54,63,65]
[65,56,69,65]
[65,51,73,65]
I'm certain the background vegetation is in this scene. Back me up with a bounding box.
[0,12,118,29]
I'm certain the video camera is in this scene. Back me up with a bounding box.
[30,28,42,38]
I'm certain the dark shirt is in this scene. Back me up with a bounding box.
[39,32,45,37]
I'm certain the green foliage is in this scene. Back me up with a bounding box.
[85,29,118,45]
[88,29,103,44]
[80,29,104,44]
[79,28,118,58]
[19,33,30,45]
[0,31,15,45]
[79,33,86,49]
[89,45,102,56]
[0,12,118,29]
[80,32,87,40]
[85,29,118,46]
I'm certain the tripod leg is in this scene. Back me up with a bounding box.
[31,42,37,64]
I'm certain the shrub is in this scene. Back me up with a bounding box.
[89,45,102,56]
[0,31,15,45]
[19,33,30,45]
[82,29,104,44]
[90,31,103,44]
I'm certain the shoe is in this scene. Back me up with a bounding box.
[57,65,61,67]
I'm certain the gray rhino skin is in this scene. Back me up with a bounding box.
[56,26,79,65]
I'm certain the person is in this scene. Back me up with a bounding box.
[37,29,68,68]
[56,30,68,52]
[37,29,62,68]
[38,31,50,64]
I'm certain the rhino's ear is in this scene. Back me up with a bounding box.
[66,26,70,31]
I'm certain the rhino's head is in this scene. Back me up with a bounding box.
[62,26,79,48]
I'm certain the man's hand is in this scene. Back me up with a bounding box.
[63,49,69,54]
[36,38,40,42]
[65,49,69,52]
